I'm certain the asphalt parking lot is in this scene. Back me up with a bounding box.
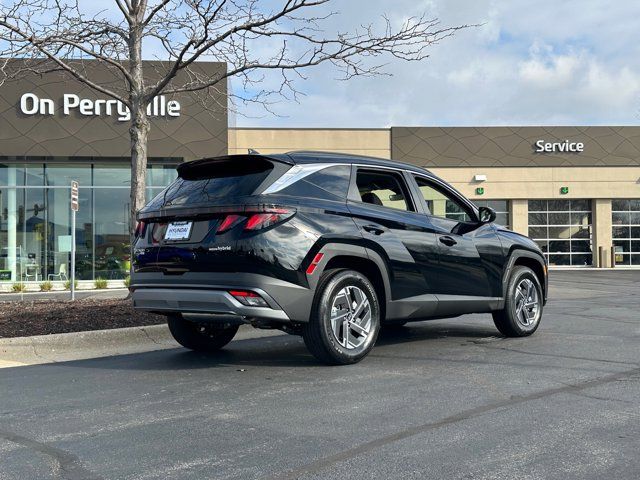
[1,270,639,480]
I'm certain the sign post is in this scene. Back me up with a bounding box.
[70,181,79,300]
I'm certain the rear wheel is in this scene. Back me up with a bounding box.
[167,313,239,352]
[302,269,381,365]
[492,266,543,337]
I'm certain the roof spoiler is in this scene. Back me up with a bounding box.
[176,154,294,180]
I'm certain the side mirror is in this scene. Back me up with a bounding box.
[478,206,496,224]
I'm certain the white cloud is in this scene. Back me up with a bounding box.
[233,0,640,127]
[582,64,640,109]
[519,52,582,89]
[517,45,640,112]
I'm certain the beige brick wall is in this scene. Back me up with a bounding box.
[510,200,529,236]
[428,167,640,201]
[592,199,613,267]
[229,128,390,158]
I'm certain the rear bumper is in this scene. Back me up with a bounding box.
[131,287,290,321]
[129,272,314,322]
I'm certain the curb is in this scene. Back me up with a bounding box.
[0,288,129,301]
[0,324,284,368]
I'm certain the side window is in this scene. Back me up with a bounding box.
[414,176,473,222]
[279,165,351,200]
[355,169,414,212]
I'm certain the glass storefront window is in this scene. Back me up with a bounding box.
[93,164,131,187]
[45,164,91,186]
[0,187,45,281]
[528,200,593,266]
[0,185,93,282]
[94,189,131,279]
[147,164,178,186]
[0,163,45,186]
[46,187,93,280]
[612,199,640,266]
[0,160,178,282]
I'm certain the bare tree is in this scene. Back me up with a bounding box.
[0,0,471,235]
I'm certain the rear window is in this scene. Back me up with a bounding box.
[146,157,276,209]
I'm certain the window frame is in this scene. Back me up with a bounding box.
[348,166,417,213]
[409,173,479,223]
[528,199,593,267]
[611,198,640,266]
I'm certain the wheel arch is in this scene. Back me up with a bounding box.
[503,249,547,304]
[310,244,390,321]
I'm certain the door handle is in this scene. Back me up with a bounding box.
[363,225,385,235]
[439,235,457,247]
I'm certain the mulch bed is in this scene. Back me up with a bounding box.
[0,298,164,338]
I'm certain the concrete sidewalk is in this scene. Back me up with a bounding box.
[0,324,283,368]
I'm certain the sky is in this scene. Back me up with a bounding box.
[230,0,640,128]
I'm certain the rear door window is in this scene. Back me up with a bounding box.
[355,169,414,212]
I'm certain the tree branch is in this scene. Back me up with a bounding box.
[146,0,329,99]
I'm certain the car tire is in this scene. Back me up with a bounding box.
[167,313,239,352]
[492,266,543,337]
[302,269,381,365]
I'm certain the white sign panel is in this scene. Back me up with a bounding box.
[58,235,72,253]
[71,180,79,212]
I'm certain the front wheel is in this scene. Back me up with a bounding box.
[492,266,543,337]
[302,269,381,365]
[167,313,239,352]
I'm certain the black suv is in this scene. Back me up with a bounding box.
[130,151,547,364]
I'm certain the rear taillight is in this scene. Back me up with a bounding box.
[244,209,293,231]
[135,220,147,238]
[216,214,245,234]
[228,290,269,307]
[214,208,294,234]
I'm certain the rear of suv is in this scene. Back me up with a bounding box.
[131,151,547,364]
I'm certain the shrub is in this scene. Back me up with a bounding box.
[94,277,108,289]
[124,276,131,288]
[64,279,79,290]
[11,282,26,292]
[39,281,53,292]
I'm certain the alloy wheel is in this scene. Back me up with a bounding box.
[330,285,372,349]
[514,278,540,327]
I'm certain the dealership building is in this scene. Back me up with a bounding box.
[1,60,639,284]
[0,60,227,283]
